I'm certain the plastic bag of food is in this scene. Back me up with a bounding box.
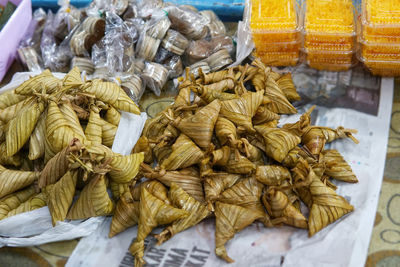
[164,55,183,78]
[141,62,169,96]
[161,29,189,55]
[199,10,226,37]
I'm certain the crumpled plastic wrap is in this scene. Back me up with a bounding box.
[141,62,169,96]
[166,5,208,40]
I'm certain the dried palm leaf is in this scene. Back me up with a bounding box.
[252,105,280,125]
[46,100,81,153]
[211,146,231,166]
[101,118,118,147]
[0,143,21,167]
[215,202,263,263]
[5,192,47,218]
[28,112,46,160]
[160,134,204,171]
[85,106,103,145]
[173,87,191,109]
[15,70,61,95]
[264,77,297,114]
[291,159,317,208]
[220,90,264,133]
[109,196,140,237]
[59,100,86,140]
[67,174,114,220]
[0,186,36,220]
[302,126,359,156]
[0,97,34,123]
[6,100,44,157]
[46,170,78,226]
[223,151,256,174]
[152,143,172,165]
[195,86,239,104]
[322,149,358,183]
[156,183,211,244]
[174,100,220,150]
[282,106,315,137]
[262,189,307,229]
[255,165,291,186]
[129,188,188,267]
[255,125,301,163]
[0,165,39,198]
[277,73,301,102]
[142,165,205,203]
[132,136,153,164]
[200,69,230,84]
[308,173,354,236]
[82,79,140,114]
[238,138,263,163]
[105,106,121,126]
[131,180,169,204]
[110,180,133,201]
[215,117,239,146]
[142,110,171,141]
[281,146,301,168]
[62,66,83,90]
[0,90,27,109]
[39,138,82,188]
[204,173,241,203]
[108,152,144,184]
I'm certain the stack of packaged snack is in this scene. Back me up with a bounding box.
[302,0,356,71]
[249,0,301,66]
[358,0,400,76]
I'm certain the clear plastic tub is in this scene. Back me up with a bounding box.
[252,29,300,44]
[304,49,355,65]
[253,51,300,66]
[307,61,352,71]
[303,39,354,52]
[360,56,400,77]
[253,40,301,53]
[358,38,400,61]
[361,0,400,36]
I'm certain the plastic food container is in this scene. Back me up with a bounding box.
[0,0,32,81]
[253,51,300,67]
[304,49,355,65]
[252,40,301,53]
[303,39,354,52]
[307,61,353,71]
[358,38,400,60]
[361,0,400,36]
[360,56,400,76]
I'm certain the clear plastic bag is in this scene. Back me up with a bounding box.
[186,36,234,64]
[161,29,189,55]
[199,10,226,37]
[164,55,183,78]
[206,48,233,71]
[141,62,169,96]
[154,46,174,64]
[121,74,145,103]
[71,57,95,74]
[165,5,208,40]
[146,13,171,39]
[135,33,161,61]
[188,61,210,78]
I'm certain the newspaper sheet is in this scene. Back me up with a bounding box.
[66,69,394,267]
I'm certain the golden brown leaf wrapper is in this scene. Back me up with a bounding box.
[204,173,241,203]
[277,73,301,102]
[109,196,140,237]
[262,189,307,229]
[83,79,140,114]
[215,202,263,263]
[109,152,144,184]
[0,143,22,167]
[238,139,263,163]
[28,112,46,160]
[264,77,297,114]
[131,180,170,204]
[142,111,170,141]
[59,100,86,140]
[156,183,211,244]
[6,192,47,218]
[0,165,39,198]
[282,106,315,137]
[67,174,114,220]
[224,151,256,174]
[0,90,27,109]
[46,101,82,153]
[85,107,103,145]
[143,166,205,203]
[161,134,204,171]
[255,125,301,163]
[255,165,291,186]
[211,146,231,166]
[323,149,358,183]
[215,117,239,147]
[63,66,83,89]
[6,100,45,157]
[46,170,78,226]
[110,180,133,201]
[302,126,359,156]
[0,97,32,123]
[173,87,191,109]
[152,143,172,165]
[132,136,153,164]
[101,118,118,147]
[14,70,61,95]
[253,105,280,125]
[174,100,220,150]
[219,90,264,133]
[0,186,36,220]
[129,188,188,267]
[39,138,82,188]
[196,86,239,104]
[308,173,354,236]
[105,106,121,126]
[281,146,301,168]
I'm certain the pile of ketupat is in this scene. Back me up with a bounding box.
[0,67,145,225]
[132,59,359,265]
[0,61,359,266]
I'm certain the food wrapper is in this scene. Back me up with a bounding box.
[0,71,147,246]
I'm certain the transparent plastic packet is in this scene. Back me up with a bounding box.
[205,48,233,71]
[165,5,208,40]
[70,15,105,57]
[154,46,175,64]
[120,73,145,104]
[141,62,169,96]
[199,10,226,37]
[17,48,43,72]
[87,0,129,16]
[135,33,161,61]
[145,11,171,39]
[188,61,210,78]
[161,29,189,56]
[71,56,95,74]
[53,0,82,41]
[185,36,234,64]
[163,55,183,78]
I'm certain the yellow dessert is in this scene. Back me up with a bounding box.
[366,0,400,24]
[250,0,297,31]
